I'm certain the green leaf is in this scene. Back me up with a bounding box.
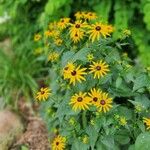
[116,76,122,88]
[71,48,90,62]
[115,134,130,145]
[135,132,150,150]
[61,51,75,67]
[133,74,150,91]
[21,145,29,150]
[86,126,99,149]
[71,139,89,150]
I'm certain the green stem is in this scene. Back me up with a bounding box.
[82,111,87,129]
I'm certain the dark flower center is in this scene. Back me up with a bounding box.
[75,24,80,28]
[61,19,64,22]
[96,66,101,70]
[56,142,59,145]
[93,97,98,102]
[95,26,101,31]
[89,13,92,16]
[100,100,106,105]
[75,33,78,37]
[77,97,83,102]
[41,91,45,94]
[71,70,76,76]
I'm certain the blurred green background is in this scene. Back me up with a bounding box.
[0,0,150,106]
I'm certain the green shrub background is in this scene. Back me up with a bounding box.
[0,0,150,149]
[0,0,150,66]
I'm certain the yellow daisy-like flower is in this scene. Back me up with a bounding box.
[88,88,102,106]
[44,30,53,38]
[52,30,60,39]
[96,92,112,113]
[74,11,84,20]
[69,92,91,111]
[49,22,57,30]
[87,53,94,61]
[48,52,59,62]
[119,116,127,126]
[51,135,66,150]
[34,33,41,42]
[85,12,97,20]
[64,65,87,85]
[70,30,84,43]
[88,23,112,42]
[63,62,75,79]
[36,87,51,101]
[143,117,150,130]
[57,18,70,30]
[69,20,86,36]
[89,60,109,79]
[104,24,114,34]
[54,38,63,46]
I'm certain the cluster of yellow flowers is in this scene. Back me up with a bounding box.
[33,11,114,47]
[48,52,59,62]
[70,88,113,112]
[63,61,109,85]
[33,11,150,150]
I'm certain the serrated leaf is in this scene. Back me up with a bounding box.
[71,48,90,62]
[61,51,75,67]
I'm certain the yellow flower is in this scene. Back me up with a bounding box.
[36,87,51,101]
[44,30,53,38]
[69,20,86,37]
[87,53,94,61]
[63,63,75,79]
[119,116,127,126]
[52,135,66,150]
[96,92,112,113]
[88,88,102,106]
[54,38,63,46]
[70,30,84,43]
[34,47,42,55]
[48,52,59,62]
[57,18,70,30]
[52,30,60,39]
[74,11,84,20]
[143,117,150,130]
[89,60,110,79]
[88,23,113,42]
[82,135,89,144]
[84,12,97,20]
[69,92,91,111]
[49,22,57,30]
[34,33,41,41]
[104,24,114,34]
[65,65,87,85]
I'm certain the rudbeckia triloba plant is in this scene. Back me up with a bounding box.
[34,12,150,149]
